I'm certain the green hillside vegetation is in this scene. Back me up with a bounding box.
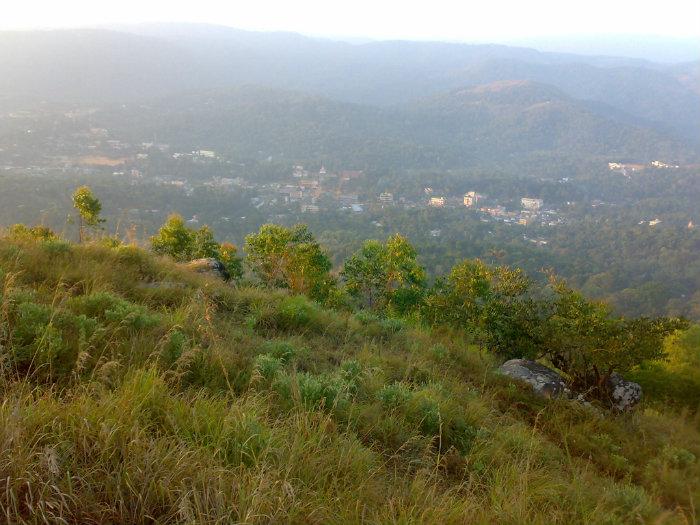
[96,84,690,169]
[1,208,699,523]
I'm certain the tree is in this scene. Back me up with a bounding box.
[423,259,540,357]
[151,214,196,261]
[341,234,425,314]
[151,215,243,280]
[219,242,244,282]
[539,277,688,396]
[245,224,333,301]
[72,186,105,242]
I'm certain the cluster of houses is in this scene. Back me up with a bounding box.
[608,160,681,177]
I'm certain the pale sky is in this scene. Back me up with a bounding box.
[1,0,700,41]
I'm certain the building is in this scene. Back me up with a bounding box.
[340,170,363,182]
[196,150,216,159]
[651,160,679,169]
[463,191,482,208]
[339,194,359,206]
[301,204,320,213]
[429,196,446,208]
[378,192,394,205]
[521,197,543,211]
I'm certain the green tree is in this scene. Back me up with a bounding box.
[72,186,105,242]
[219,242,244,282]
[540,277,688,396]
[423,259,539,357]
[245,224,333,300]
[151,215,243,280]
[151,214,196,261]
[341,234,425,314]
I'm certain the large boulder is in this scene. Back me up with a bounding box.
[184,258,230,281]
[607,373,642,411]
[499,359,570,398]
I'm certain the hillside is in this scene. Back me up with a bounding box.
[1,26,699,142]
[0,234,698,523]
[94,83,690,168]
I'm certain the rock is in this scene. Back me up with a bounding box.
[607,373,642,411]
[499,359,570,398]
[184,258,230,281]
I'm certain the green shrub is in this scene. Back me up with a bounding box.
[259,340,297,363]
[161,329,187,365]
[7,224,58,242]
[377,382,413,408]
[254,354,285,381]
[42,239,72,255]
[70,291,160,330]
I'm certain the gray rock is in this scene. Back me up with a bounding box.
[499,359,570,398]
[184,258,230,281]
[607,373,642,411]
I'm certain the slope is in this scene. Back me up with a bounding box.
[0,235,698,523]
[1,26,699,141]
[94,83,691,168]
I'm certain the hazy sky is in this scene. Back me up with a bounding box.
[2,0,700,41]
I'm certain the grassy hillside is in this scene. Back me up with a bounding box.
[1,236,699,524]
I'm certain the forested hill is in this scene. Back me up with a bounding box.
[94,84,690,168]
[1,25,699,143]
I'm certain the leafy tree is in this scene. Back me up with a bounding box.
[151,214,242,280]
[539,277,688,396]
[245,224,333,300]
[151,214,196,261]
[341,234,425,314]
[72,186,105,242]
[423,259,540,357]
[192,225,221,259]
[219,242,244,282]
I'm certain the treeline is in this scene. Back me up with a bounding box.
[6,186,693,408]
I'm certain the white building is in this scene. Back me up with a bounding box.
[463,191,482,208]
[378,192,394,205]
[429,196,446,208]
[521,197,543,211]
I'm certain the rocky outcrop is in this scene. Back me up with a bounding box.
[184,258,230,281]
[498,359,570,398]
[607,373,642,411]
[499,359,643,411]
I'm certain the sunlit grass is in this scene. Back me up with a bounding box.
[0,236,697,524]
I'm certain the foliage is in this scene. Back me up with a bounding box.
[0,234,699,523]
[342,234,426,314]
[151,214,242,279]
[423,259,540,358]
[71,185,105,242]
[7,224,58,242]
[539,277,688,395]
[245,223,334,301]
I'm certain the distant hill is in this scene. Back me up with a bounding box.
[94,83,690,169]
[1,25,699,143]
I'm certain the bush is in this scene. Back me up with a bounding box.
[70,291,160,330]
[7,224,58,242]
[254,354,285,381]
[259,340,297,363]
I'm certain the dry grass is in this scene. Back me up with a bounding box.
[0,236,697,524]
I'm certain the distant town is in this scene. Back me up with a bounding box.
[1,108,692,236]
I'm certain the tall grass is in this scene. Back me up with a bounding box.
[0,236,697,524]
